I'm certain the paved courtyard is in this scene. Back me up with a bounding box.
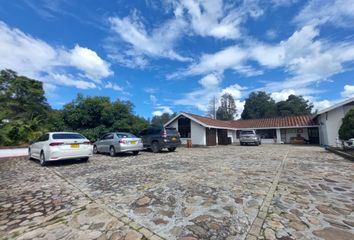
[0,145,353,240]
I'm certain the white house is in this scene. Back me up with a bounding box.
[165,112,319,146]
[313,97,354,146]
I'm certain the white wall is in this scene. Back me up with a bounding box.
[227,130,237,143]
[191,121,206,145]
[318,104,354,146]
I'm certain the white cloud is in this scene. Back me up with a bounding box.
[152,106,173,116]
[271,0,298,7]
[49,73,97,89]
[108,12,190,68]
[294,0,354,27]
[341,85,354,98]
[271,89,296,102]
[105,82,123,91]
[68,45,112,82]
[150,95,158,105]
[0,21,113,91]
[221,84,245,99]
[198,73,221,89]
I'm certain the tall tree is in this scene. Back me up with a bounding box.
[216,93,237,120]
[151,112,177,126]
[276,95,313,116]
[241,91,277,119]
[339,109,354,141]
[207,96,217,119]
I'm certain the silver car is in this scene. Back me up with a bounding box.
[93,132,143,156]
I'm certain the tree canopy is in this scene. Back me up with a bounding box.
[0,69,149,145]
[216,93,237,120]
[276,94,313,116]
[241,91,277,119]
[338,109,354,141]
[151,112,177,126]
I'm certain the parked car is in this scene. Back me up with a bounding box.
[93,132,143,156]
[29,132,93,166]
[239,129,261,146]
[139,127,181,153]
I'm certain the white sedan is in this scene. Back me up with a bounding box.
[29,132,93,166]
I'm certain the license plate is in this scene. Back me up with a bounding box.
[70,144,80,148]
[130,141,137,145]
[172,137,176,141]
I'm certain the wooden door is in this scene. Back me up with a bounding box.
[217,129,228,145]
[206,128,216,146]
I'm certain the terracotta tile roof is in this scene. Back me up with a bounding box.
[230,115,317,128]
[183,112,317,129]
[183,112,235,129]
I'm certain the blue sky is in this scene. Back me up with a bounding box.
[0,0,354,119]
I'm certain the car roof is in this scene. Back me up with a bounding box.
[49,132,81,134]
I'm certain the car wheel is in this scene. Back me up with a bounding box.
[93,145,99,154]
[259,141,262,145]
[151,141,161,153]
[40,151,46,166]
[81,157,89,162]
[109,146,116,157]
[132,151,139,155]
[168,147,176,152]
[255,142,259,146]
[240,142,243,146]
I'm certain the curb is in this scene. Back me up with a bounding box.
[326,146,354,161]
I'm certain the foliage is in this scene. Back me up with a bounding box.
[216,93,237,120]
[241,91,277,119]
[276,95,313,116]
[61,94,149,141]
[0,69,50,145]
[0,69,149,145]
[151,112,177,126]
[339,109,354,140]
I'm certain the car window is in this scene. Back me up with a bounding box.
[139,130,147,136]
[52,133,85,139]
[152,128,161,134]
[116,133,137,138]
[240,130,254,135]
[165,128,178,134]
[37,134,49,142]
[103,134,114,140]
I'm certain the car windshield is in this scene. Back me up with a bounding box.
[240,131,254,135]
[165,128,178,134]
[52,133,85,139]
[116,133,137,138]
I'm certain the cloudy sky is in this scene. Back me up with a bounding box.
[1,0,354,118]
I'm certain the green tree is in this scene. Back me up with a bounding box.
[0,69,50,145]
[61,94,149,141]
[241,91,277,119]
[216,93,237,120]
[338,109,354,140]
[276,95,313,116]
[151,112,177,126]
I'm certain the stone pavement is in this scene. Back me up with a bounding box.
[0,145,353,240]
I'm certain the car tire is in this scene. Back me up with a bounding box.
[93,145,99,154]
[240,142,244,146]
[132,151,139,155]
[40,151,46,166]
[259,141,262,145]
[109,146,116,157]
[255,142,259,146]
[168,147,176,152]
[151,141,161,153]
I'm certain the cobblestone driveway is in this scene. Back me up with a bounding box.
[0,145,353,240]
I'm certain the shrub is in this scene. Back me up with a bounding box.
[339,109,354,140]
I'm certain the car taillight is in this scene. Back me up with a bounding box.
[49,142,64,146]
[162,130,167,138]
[119,139,127,144]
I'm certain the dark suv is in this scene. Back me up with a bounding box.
[139,127,181,153]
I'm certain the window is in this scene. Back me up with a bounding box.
[103,134,114,140]
[178,117,191,138]
[256,129,276,139]
[52,133,84,139]
[116,133,137,138]
[38,134,49,142]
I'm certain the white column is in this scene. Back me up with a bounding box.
[276,128,281,144]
